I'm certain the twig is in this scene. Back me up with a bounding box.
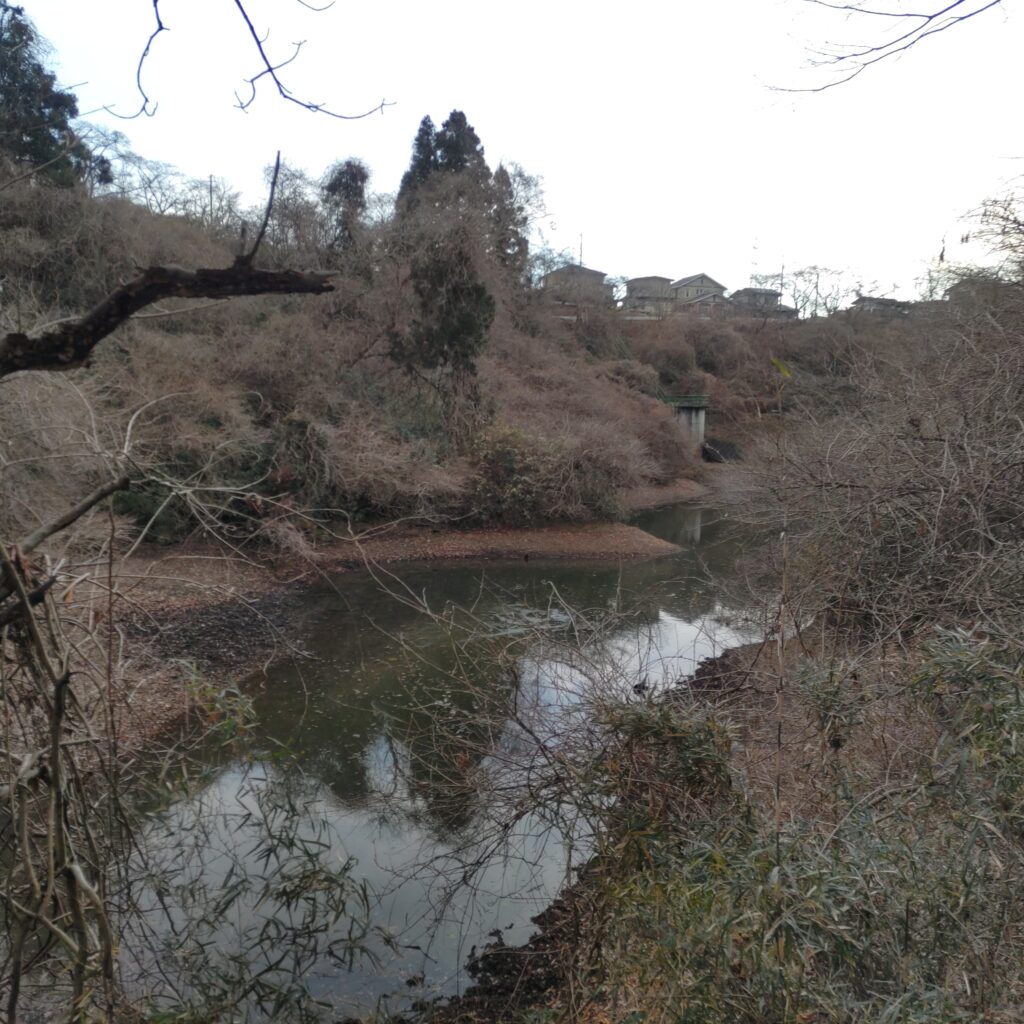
[783,0,1002,91]
[232,0,390,118]
[106,0,166,119]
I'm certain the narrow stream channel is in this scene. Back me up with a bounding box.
[127,505,756,1018]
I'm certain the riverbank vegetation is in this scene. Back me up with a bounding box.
[425,231,1024,1020]
[6,5,1024,1020]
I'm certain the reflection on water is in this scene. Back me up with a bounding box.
[134,506,755,1017]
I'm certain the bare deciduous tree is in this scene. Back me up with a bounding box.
[752,265,865,317]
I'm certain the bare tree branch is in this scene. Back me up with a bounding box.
[231,0,390,119]
[0,574,56,627]
[0,262,334,378]
[109,0,389,120]
[17,475,131,557]
[0,475,130,606]
[786,0,1002,91]
[106,0,166,119]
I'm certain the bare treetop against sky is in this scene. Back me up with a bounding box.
[31,0,1021,296]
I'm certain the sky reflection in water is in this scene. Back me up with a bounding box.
[136,505,755,1016]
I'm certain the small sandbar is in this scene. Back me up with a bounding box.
[330,520,682,567]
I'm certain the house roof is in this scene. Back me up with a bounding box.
[732,287,781,297]
[627,275,672,284]
[543,264,608,280]
[670,273,727,291]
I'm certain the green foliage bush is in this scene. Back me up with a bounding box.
[916,630,1024,833]
[596,806,1011,1023]
[567,662,1024,1024]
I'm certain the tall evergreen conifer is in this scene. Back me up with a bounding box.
[397,116,438,203]
[434,110,488,178]
[0,4,105,186]
[490,163,529,279]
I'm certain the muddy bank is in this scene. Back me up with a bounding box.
[323,519,683,569]
[421,890,582,1023]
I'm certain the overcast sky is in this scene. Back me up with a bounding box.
[29,0,1022,297]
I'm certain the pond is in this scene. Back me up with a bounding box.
[125,504,757,1019]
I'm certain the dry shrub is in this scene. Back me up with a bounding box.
[686,321,753,376]
[0,179,229,318]
[472,421,654,522]
[292,409,466,513]
[597,358,661,396]
[621,320,697,386]
[483,330,696,504]
[0,373,128,549]
[751,292,1024,641]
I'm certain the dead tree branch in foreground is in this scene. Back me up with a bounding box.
[0,263,334,378]
[0,150,333,379]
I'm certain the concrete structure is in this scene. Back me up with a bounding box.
[620,273,726,318]
[540,264,613,306]
[674,291,734,318]
[668,393,708,449]
[945,276,1020,310]
[619,275,797,320]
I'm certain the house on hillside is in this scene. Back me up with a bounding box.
[848,295,909,318]
[669,273,730,318]
[670,273,727,303]
[730,287,798,319]
[945,276,1018,310]
[539,264,613,306]
[622,275,674,316]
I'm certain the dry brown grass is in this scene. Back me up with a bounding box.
[698,631,941,823]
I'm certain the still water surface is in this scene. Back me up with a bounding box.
[134,505,754,1016]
